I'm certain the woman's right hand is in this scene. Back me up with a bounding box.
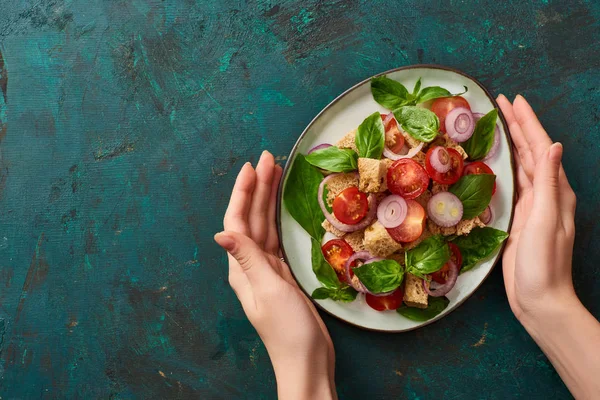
[497,94,578,321]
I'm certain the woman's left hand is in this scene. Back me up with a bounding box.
[215,151,337,400]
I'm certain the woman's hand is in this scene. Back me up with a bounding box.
[498,94,578,321]
[215,151,337,400]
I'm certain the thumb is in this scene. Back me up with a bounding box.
[532,142,563,212]
[215,231,278,285]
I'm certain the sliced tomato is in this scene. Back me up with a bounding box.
[386,199,426,243]
[366,287,404,311]
[386,159,429,199]
[431,96,471,133]
[321,239,354,276]
[381,113,405,154]
[332,187,369,225]
[463,161,496,195]
[425,147,464,185]
[431,243,462,284]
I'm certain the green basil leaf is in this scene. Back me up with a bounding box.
[449,174,496,219]
[355,112,385,159]
[353,259,404,293]
[417,86,468,103]
[412,78,422,97]
[453,227,509,272]
[396,296,450,321]
[393,106,440,143]
[312,286,358,302]
[371,76,413,109]
[311,238,341,288]
[462,109,498,160]
[283,154,325,240]
[305,146,358,172]
[405,235,450,276]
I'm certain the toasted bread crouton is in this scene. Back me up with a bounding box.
[389,251,405,265]
[399,127,422,149]
[322,219,346,238]
[413,151,427,168]
[358,158,387,193]
[403,273,429,309]
[344,230,366,252]
[431,182,449,194]
[380,158,394,192]
[336,129,358,153]
[325,173,359,206]
[414,190,432,210]
[364,221,402,257]
[428,217,485,237]
[403,226,432,251]
[441,132,468,159]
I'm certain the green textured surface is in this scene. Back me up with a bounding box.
[0,1,598,398]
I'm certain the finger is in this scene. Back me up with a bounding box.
[513,95,553,163]
[224,163,257,236]
[265,164,283,254]
[215,231,279,288]
[248,151,275,248]
[531,143,563,220]
[497,94,535,180]
[513,147,532,193]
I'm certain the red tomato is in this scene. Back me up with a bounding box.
[463,161,496,195]
[381,113,405,154]
[431,96,471,133]
[425,147,464,185]
[431,243,462,284]
[386,159,429,199]
[332,187,369,225]
[386,199,426,243]
[366,287,404,311]
[321,239,354,275]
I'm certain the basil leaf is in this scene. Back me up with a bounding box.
[449,174,496,219]
[416,86,468,103]
[312,286,358,302]
[462,109,498,160]
[412,78,422,97]
[283,154,325,240]
[305,146,358,172]
[453,227,509,272]
[371,76,413,109]
[393,106,440,143]
[355,112,385,159]
[396,296,450,321]
[405,235,450,277]
[353,259,404,293]
[311,238,341,288]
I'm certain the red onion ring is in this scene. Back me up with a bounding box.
[344,251,373,292]
[445,107,474,143]
[429,147,451,173]
[423,260,459,297]
[377,195,408,228]
[479,205,493,225]
[427,192,463,227]
[383,142,424,160]
[308,143,332,154]
[472,113,501,161]
[318,174,377,233]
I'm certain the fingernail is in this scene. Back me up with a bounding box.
[549,142,563,163]
[214,232,235,252]
[243,161,252,168]
[497,93,505,101]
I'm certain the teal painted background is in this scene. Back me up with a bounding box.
[0,0,598,398]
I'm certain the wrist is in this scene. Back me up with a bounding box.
[273,358,336,400]
[518,290,583,336]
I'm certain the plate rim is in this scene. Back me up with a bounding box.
[276,64,516,332]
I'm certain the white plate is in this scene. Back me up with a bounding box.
[277,65,515,332]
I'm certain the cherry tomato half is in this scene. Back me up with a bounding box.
[366,287,405,311]
[431,96,471,133]
[386,199,426,243]
[431,243,462,284]
[425,147,464,185]
[332,186,369,225]
[463,161,496,195]
[381,113,405,154]
[321,239,354,276]
[386,159,429,199]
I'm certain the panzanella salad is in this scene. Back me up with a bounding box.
[284,76,509,321]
